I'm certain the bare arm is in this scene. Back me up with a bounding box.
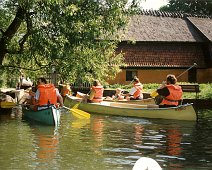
[56,88,64,107]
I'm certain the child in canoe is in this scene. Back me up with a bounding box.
[105,88,125,101]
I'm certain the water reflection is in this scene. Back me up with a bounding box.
[134,125,144,144]
[164,127,183,170]
[11,105,23,118]
[0,109,211,170]
[30,125,59,169]
[166,128,182,156]
[34,127,58,160]
[71,118,90,129]
[92,117,104,144]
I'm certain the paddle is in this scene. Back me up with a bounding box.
[63,106,90,119]
[150,63,198,97]
[73,91,91,106]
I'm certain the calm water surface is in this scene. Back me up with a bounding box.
[0,107,211,170]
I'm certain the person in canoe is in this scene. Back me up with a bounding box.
[83,80,104,103]
[124,77,143,100]
[34,77,64,110]
[150,74,183,108]
[105,88,125,101]
[60,83,72,101]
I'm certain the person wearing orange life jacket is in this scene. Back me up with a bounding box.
[60,84,72,101]
[126,77,143,100]
[156,74,183,108]
[34,77,63,110]
[86,80,104,103]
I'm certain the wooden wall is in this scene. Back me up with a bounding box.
[108,68,212,84]
[197,68,212,83]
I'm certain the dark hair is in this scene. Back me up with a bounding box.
[38,77,47,84]
[31,86,37,92]
[166,74,177,84]
[133,77,139,83]
[93,80,100,86]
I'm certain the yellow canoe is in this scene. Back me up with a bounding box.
[103,97,155,105]
[64,95,197,121]
[0,101,16,109]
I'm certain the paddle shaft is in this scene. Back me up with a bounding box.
[74,90,91,109]
[161,63,197,85]
[177,63,197,79]
[63,106,72,110]
[151,63,197,97]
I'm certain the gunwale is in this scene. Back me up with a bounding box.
[64,95,197,121]
[22,106,61,126]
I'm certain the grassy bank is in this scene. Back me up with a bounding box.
[107,83,212,100]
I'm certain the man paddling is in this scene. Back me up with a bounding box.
[34,77,63,110]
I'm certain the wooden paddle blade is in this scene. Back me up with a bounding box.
[70,108,90,119]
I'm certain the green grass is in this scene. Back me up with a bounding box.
[198,83,212,99]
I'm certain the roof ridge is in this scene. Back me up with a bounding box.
[137,9,212,19]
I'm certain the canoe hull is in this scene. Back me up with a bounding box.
[104,98,155,105]
[0,101,15,114]
[64,95,197,121]
[0,101,16,109]
[22,106,61,126]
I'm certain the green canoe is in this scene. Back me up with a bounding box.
[22,106,61,126]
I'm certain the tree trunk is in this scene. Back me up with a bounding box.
[0,7,26,65]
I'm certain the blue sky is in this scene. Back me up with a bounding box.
[140,0,168,10]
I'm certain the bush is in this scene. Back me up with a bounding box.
[199,83,212,99]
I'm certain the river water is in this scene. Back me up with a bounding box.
[0,107,211,170]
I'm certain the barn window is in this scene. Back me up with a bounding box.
[126,70,137,81]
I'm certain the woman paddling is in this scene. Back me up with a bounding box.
[83,80,104,103]
[150,74,183,108]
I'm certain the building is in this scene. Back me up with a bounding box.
[109,10,212,84]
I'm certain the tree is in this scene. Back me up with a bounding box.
[160,0,212,16]
[0,0,139,84]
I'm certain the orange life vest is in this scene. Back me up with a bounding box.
[37,84,57,106]
[133,82,143,99]
[161,84,183,106]
[61,85,71,97]
[91,85,104,103]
